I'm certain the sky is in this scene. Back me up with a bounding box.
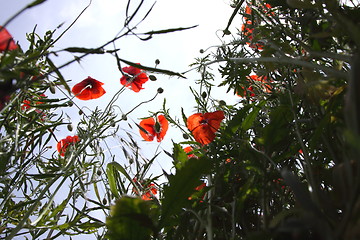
[1,0,240,237]
[1,0,240,165]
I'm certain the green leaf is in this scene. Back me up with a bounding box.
[242,101,265,131]
[118,58,186,79]
[46,57,71,95]
[225,104,252,135]
[144,25,198,35]
[159,156,211,227]
[63,47,105,54]
[106,161,135,199]
[26,0,47,8]
[106,197,158,240]
[172,143,188,169]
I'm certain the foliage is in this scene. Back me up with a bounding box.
[1,0,360,240]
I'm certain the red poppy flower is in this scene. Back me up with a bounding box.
[21,94,47,110]
[139,115,168,142]
[184,146,197,159]
[132,178,158,200]
[188,182,206,200]
[237,75,271,98]
[141,183,158,201]
[187,111,225,145]
[57,135,80,157]
[0,26,17,52]
[249,75,272,93]
[72,76,106,100]
[120,64,149,92]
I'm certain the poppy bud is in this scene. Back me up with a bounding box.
[50,85,56,94]
[103,198,107,205]
[79,110,83,115]
[219,100,226,106]
[67,124,73,131]
[155,59,160,65]
[201,92,207,99]
[111,122,116,127]
[97,170,102,176]
[122,114,127,121]
[199,49,204,54]
[149,75,157,81]
[183,133,189,139]
[67,101,73,107]
[157,88,164,94]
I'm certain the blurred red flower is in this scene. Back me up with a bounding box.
[57,135,80,157]
[141,183,158,201]
[187,111,225,145]
[72,76,106,100]
[132,178,158,201]
[188,182,207,201]
[21,94,46,110]
[120,64,149,92]
[184,146,197,159]
[139,115,168,142]
[0,26,17,52]
[237,75,271,98]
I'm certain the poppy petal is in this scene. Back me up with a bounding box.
[186,113,203,132]
[139,117,156,141]
[0,26,17,52]
[204,111,225,133]
[156,115,168,142]
[57,135,80,156]
[192,125,216,145]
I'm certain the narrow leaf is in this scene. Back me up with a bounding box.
[144,25,198,35]
[118,58,186,78]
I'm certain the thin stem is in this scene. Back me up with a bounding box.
[206,174,213,240]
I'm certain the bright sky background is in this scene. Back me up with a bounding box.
[1,0,239,161]
[1,0,240,237]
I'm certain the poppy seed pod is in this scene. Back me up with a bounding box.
[49,85,56,94]
[149,75,157,81]
[201,92,207,99]
[219,100,226,106]
[157,88,164,94]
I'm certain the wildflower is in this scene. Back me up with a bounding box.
[184,146,196,159]
[249,75,272,93]
[139,115,168,142]
[237,75,271,98]
[72,76,106,100]
[141,183,158,201]
[120,64,149,92]
[187,110,225,145]
[57,135,80,157]
[21,94,46,110]
[132,178,158,201]
[0,26,17,52]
